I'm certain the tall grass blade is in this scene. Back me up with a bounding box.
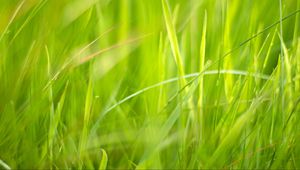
[197,10,207,141]
[79,69,94,158]
[161,0,185,80]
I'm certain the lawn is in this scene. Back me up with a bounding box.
[0,0,300,169]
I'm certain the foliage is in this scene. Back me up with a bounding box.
[0,0,300,169]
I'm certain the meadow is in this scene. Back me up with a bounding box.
[0,0,300,169]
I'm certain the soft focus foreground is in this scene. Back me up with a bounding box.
[0,0,300,169]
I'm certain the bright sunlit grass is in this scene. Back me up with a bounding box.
[0,0,300,169]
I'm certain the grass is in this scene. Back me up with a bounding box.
[0,0,300,169]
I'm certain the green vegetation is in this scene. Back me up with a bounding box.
[0,0,300,169]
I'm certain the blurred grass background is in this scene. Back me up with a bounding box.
[0,0,300,169]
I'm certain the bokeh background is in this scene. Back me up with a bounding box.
[0,0,299,169]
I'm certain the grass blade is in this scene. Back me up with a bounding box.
[79,67,94,158]
[161,0,185,81]
[197,10,207,141]
[99,149,108,170]
[0,159,11,170]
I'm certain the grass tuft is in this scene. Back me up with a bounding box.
[0,0,300,169]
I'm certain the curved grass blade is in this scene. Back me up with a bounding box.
[103,70,271,115]
[99,149,108,170]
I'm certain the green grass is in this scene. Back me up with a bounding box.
[0,0,300,169]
